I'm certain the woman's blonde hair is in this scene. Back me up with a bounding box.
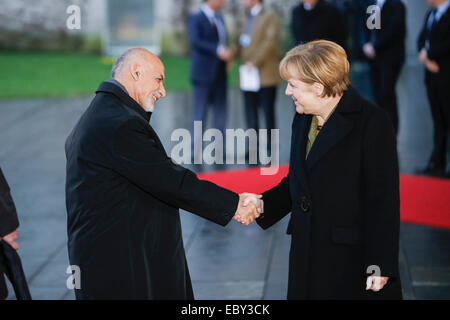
[280,40,350,97]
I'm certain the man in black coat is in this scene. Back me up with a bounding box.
[418,0,450,178]
[292,0,348,51]
[0,167,20,300]
[65,48,261,300]
[363,0,406,135]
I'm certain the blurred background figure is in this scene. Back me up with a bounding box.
[346,0,373,60]
[291,0,348,51]
[362,0,406,136]
[234,0,281,160]
[187,0,232,161]
[417,0,450,178]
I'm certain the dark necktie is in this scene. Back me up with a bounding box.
[426,8,438,45]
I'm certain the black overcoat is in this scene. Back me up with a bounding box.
[257,86,402,299]
[65,82,239,300]
[0,167,20,300]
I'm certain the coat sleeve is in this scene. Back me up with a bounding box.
[333,9,348,51]
[373,2,406,52]
[249,12,281,68]
[187,14,218,57]
[292,6,301,45]
[417,11,429,52]
[362,108,400,278]
[110,119,239,226]
[0,168,19,237]
[256,174,292,230]
[427,20,450,61]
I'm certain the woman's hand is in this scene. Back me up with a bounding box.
[366,276,389,292]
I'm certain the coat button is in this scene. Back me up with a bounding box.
[300,197,310,212]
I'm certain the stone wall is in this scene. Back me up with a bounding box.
[0,0,105,52]
[0,0,299,54]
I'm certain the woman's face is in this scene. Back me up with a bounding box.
[285,78,321,115]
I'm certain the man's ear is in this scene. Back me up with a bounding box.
[130,63,140,81]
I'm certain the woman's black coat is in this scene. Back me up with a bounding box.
[257,86,402,299]
[65,82,239,300]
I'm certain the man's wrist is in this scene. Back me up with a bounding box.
[217,44,226,55]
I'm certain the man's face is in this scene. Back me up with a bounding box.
[303,0,319,6]
[136,59,166,113]
[207,0,225,11]
[428,0,445,6]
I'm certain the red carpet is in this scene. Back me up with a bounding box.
[198,165,450,229]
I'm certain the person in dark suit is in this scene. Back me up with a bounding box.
[292,0,348,51]
[65,48,262,300]
[187,0,232,161]
[362,0,406,135]
[0,167,20,300]
[417,0,450,178]
[243,41,402,299]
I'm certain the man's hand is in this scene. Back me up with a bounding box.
[233,194,261,226]
[0,230,19,250]
[218,47,233,62]
[241,193,264,215]
[363,43,376,59]
[418,48,440,73]
[419,48,428,64]
[426,60,440,73]
[366,276,389,292]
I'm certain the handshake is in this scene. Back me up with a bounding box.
[233,193,264,226]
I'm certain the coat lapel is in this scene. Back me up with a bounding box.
[96,82,168,156]
[306,112,353,169]
[290,113,312,191]
[305,86,361,169]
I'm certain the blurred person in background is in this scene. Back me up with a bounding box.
[362,0,406,136]
[292,0,348,52]
[0,167,20,300]
[233,0,282,160]
[417,0,450,178]
[187,0,232,162]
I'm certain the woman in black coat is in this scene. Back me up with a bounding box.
[255,40,402,299]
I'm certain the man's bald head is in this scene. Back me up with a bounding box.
[111,47,166,113]
[111,47,162,79]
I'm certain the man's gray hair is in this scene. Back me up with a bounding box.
[111,47,149,78]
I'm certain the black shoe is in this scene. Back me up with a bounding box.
[417,161,444,177]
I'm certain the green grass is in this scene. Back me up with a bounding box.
[0,53,239,99]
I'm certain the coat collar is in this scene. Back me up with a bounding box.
[96,81,152,123]
[304,85,362,169]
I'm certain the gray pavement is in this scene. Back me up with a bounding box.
[1,61,449,300]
